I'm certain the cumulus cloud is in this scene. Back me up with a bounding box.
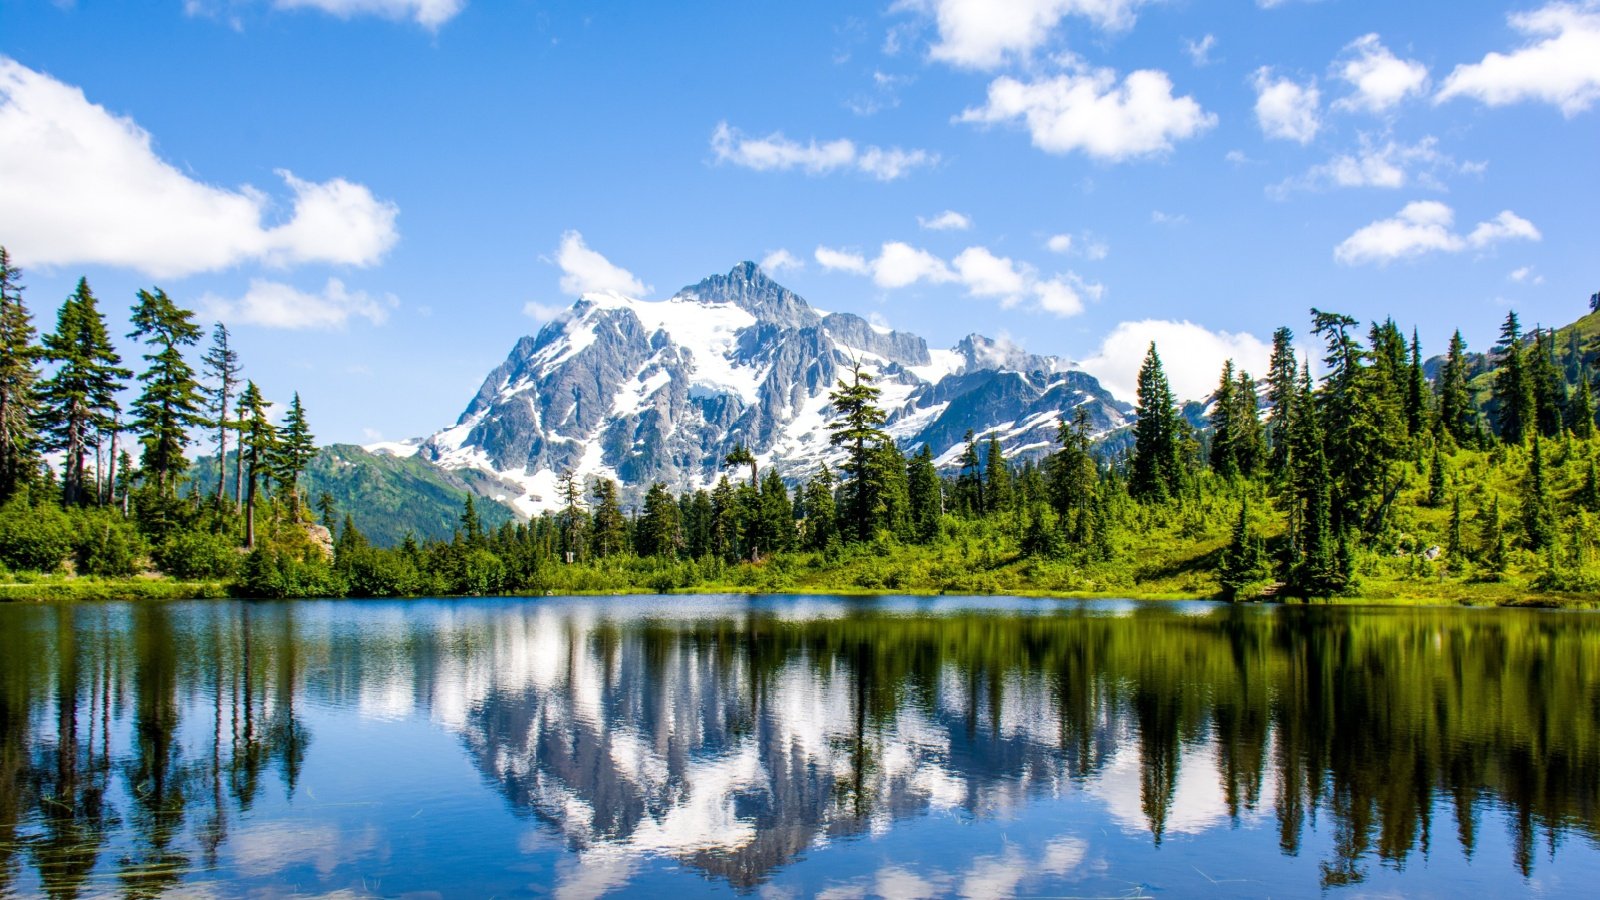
[1079,319,1273,403]
[1437,1,1600,116]
[1333,34,1429,113]
[0,57,399,279]
[1333,201,1540,265]
[1045,232,1108,259]
[1509,265,1545,284]
[201,278,396,329]
[1251,67,1321,143]
[1268,134,1478,196]
[267,0,465,28]
[816,240,1099,317]
[918,210,973,231]
[897,0,1153,70]
[710,122,936,181]
[957,57,1216,162]
[555,231,649,297]
[759,248,804,273]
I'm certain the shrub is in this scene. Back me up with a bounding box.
[0,495,73,573]
[156,531,240,580]
[73,509,143,577]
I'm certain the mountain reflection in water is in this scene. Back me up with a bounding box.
[0,596,1597,897]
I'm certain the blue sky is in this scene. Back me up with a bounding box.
[2,0,1597,443]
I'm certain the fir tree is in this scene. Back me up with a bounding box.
[710,475,736,560]
[589,478,627,558]
[870,440,911,540]
[1529,328,1566,438]
[983,435,1012,514]
[1480,495,1507,575]
[317,491,337,532]
[1523,436,1554,551]
[635,481,681,558]
[1289,363,1341,596]
[1219,499,1265,600]
[802,465,837,552]
[1491,311,1534,443]
[1231,367,1264,478]
[758,468,795,555]
[956,430,983,516]
[1209,359,1238,478]
[557,470,586,562]
[1049,407,1097,546]
[1569,367,1596,439]
[128,287,205,494]
[0,247,41,502]
[723,443,757,487]
[1446,493,1464,573]
[238,380,276,548]
[1406,328,1429,438]
[1130,342,1182,502]
[459,495,485,548]
[907,445,943,543]
[827,362,889,542]
[1427,445,1447,507]
[1436,330,1476,446]
[1264,327,1298,483]
[201,322,242,505]
[37,278,131,506]
[271,392,316,517]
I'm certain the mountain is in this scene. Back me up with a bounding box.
[190,445,518,546]
[377,262,1132,514]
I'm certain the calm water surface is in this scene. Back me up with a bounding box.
[1,595,1597,898]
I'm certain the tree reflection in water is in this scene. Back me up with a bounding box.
[0,598,1593,895]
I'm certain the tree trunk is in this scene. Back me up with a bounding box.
[244,467,257,549]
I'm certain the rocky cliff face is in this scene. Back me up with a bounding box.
[390,263,1130,514]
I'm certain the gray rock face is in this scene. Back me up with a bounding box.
[416,263,1131,513]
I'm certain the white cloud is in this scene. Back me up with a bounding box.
[0,57,399,279]
[1333,34,1429,113]
[957,58,1216,162]
[1046,234,1074,253]
[201,278,395,329]
[918,210,973,231]
[814,246,871,275]
[270,0,464,28]
[1251,67,1321,143]
[1333,201,1540,265]
[710,122,937,181]
[1079,319,1273,403]
[872,241,957,289]
[1185,34,1217,66]
[759,248,804,273]
[1268,134,1476,196]
[555,231,649,297]
[1151,209,1187,225]
[1468,210,1542,247]
[1437,2,1600,116]
[522,301,569,322]
[1509,265,1546,284]
[818,240,1099,317]
[897,0,1152,70]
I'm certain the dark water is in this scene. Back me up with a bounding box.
[1,597,1598,898]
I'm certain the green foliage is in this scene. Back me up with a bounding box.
[0,491,72,572]
[155,530,240,580]
[73,507,143,577]
[0,247,42,503]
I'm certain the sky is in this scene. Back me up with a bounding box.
[2,0,1597,443]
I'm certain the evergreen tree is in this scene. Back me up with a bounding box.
[1529,328,1566,438]
[316,491,337,532]
[1049,408,1097,546]
[0,247,41,501]
[1427,445,1447,507]
[1218,500,1265,600]
[200,322,242,505]
[238,380,276,548]
[128,287,205,494]
[271,392,316,517]
[1569,367,1596,439]
[37,278,131,506]
[956,430,983,515]
[1491,311,1534,443]
[459,495,485,548]
[685,489,714,559]
[1523,436,1554,551]
[723,443,757,487]
[1289,363,1342,595]
[802,465,837,551]
[1231,367,1264,478]
[1480,495,1507,575]
[557,470,586,562]
[907,445,943,543]
[1436,330,1476,446]
[1406,328,1429,438]
[710,475,736,560]
[827,362,889,542]
[870,440,911,540]
[1580,458,1600,512]
[1446,493,1464,573]
[983,435,1011,514]
[635,481,681,558]
[1130,342,1182,502]
[589,478,627,558]
[758,468,795,555]
[1264,327,1298,483]
[1209,359,1238,478]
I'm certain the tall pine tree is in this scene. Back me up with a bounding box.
[128,288,205,494]
[0,247,41,501]
[201,322,242,505]
[272,392,316,518]
[1129,342,1181,502]
[827,362,889,542]
[37,278,130,506]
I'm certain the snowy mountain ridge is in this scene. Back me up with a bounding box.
[372,262,1130,515]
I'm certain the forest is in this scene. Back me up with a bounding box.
[3,244,1599,605]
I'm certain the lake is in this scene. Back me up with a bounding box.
[0,596,1596,898]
